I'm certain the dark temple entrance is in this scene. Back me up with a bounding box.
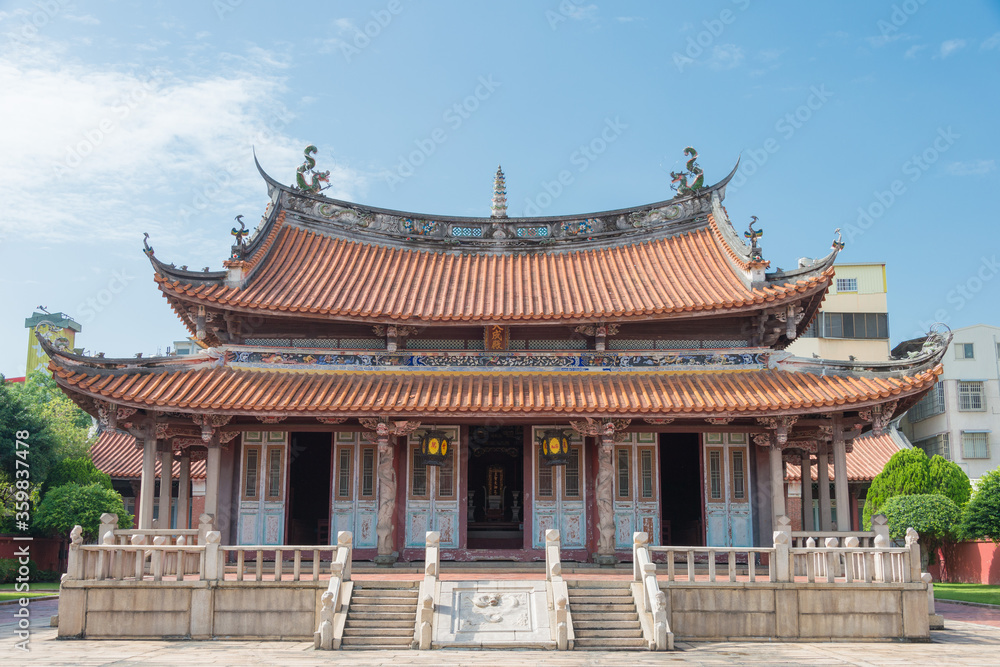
[466,425,524,549]
[660,433,704,546]
[287,432,331,545]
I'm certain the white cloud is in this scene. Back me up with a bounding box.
[946,160,996,176]
[64,14,100,25]
[981,32,1000,51]
[939,39,966,58]
[904,45,927,59]
[708,44,744,70]
[0,40,368,248]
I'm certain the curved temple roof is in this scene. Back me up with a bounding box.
[146,154,839,328]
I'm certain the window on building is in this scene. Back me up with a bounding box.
[410,447,427,498]
[537,450,553,498]
[958,381,985,411]
[962,432,990,459]
[265,446,283,501]
[336,448,351,499]
[437,449,454,499]
[956,343,975,359]
[820,312,889,339]
[564,448,581,499]
[913,433,950,459]
[835,277,858,292]
[708,449,722,500]
[640,449,654,500]
[360,447,375,499]
[908,382,945,422]
[800,318,818,338]
[616,448,631,499]
[242,447,260,500]
[730,450,746,501]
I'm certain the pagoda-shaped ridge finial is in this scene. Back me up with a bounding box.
[491,164,507,218]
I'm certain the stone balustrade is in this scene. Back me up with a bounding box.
[544,529,569,650]
[633,532,673,650]
[313,531,353,650]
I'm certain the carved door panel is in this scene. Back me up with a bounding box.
[531,426,586,549]
[703,433,753,547]
[404,428,460,549]
[331,432,379,548]
[613,434,660,549]
[237,431,287,545]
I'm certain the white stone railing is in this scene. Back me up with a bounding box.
[788,528,921,584]
[415,531,439,650]
[103,512,214,546]
[544,529,569,651]
[314,531,353,650]
[632,532,673,651]
[64,524,221,583]
[647,544,778,583]
[220,544,348,582]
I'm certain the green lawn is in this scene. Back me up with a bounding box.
[933,583,1000,606]
[0,582,60,602]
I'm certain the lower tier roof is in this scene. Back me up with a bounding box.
[52,363,939,419]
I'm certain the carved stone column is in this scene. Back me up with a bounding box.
[831,415,850,530]
[768,444,786,525]
[157,445,174,529]
[139,436,157,530]
[177,452,191,530]
[817,441,832,531]
[569,417,630,565]
[361,418,421,566]
[204,439,221,519]
[800,450,814,532]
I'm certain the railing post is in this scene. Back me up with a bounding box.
[546,529,562,581]
[555,595,568,650]
[922,572,944,629]
[198,513,215,545]
[337,531,352,581]
[873,531,890,582]
[905,527,921,583]
[633,531,649,582]
[132,534,146,579]
[64,525,83,581]
[871,514,890,546]
[150,535,166,581]
[204,531,221,581]
[98,513,118,546]
[844,535,860,581]
[772,529,791,583]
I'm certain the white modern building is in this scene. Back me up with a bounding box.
[900,324,1000,481]
[787,263,890,362]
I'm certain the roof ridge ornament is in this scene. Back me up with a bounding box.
[143,232,154,257]
[744,215,764,262]
[491,165,508,218]
[230,215,249,260]
[670,146,705,197]
[831,227,845,251]
[295,145,331,194]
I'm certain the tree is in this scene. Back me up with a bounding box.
[880,494,961,566]
[961,468,1000,542]
[33,482,132,541]
[42,458,112,495]
[929,454,972,507]
[10,372,95,460]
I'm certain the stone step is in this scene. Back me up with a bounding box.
[568,595,634,604]
[345,612,414,622]
[345,619,414,629]
[353,589,419,597]
[574,628,643,639]
[349,603,417,614]
[570,612,638,622]
[350,595,419,603]
[341,636,414,649]
[573,620,642,630]
[567,580,632,588]
[570,603,636,613]
[353,581,420,590]
[342,626,414,637]
[574,637,649,650]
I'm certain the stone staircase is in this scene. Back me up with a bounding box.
[568,581,648,650]
[340,581,419,650]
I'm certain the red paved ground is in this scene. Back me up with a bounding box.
[937,600,1000,628]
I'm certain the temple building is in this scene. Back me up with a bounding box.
[44,148,948,564]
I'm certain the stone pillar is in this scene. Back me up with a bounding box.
[375,431,398,565]
[800,451,814,532]
[139,437,157,529]
[177,452,191,530]
[769,444,786,527]
[158,446,173,529]
[832,427,850,531]
[817,441,832,531]
[204,441,221,519]
[595,434,616,565]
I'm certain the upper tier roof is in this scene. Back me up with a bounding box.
[147,153,840,329]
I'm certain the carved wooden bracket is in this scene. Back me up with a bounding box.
[569,417,632,439]
[858,401,898,435]
[756,416,799,445]
[359,417,422,438]
[316,417,348,425]
[643,418,675,425]
[704,417,734,425]
[256,416,287,424]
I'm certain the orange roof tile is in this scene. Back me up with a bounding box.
[785,432,901,482]
[55,364,939,418]
[91,431,207,480]
[156,225,830,323]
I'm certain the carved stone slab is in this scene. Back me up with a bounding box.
[434,581,553,648]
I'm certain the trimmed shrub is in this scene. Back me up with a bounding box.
[881,493,961,565]
[33,482,132,541]
[962,468,1000,542]
[929,455,972,507]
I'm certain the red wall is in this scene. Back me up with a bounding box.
[929,541,1000,584]
[0,536,63,571]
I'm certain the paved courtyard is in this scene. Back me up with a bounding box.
[6,597,1000,666]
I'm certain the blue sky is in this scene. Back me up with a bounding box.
[1,0,998,376]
